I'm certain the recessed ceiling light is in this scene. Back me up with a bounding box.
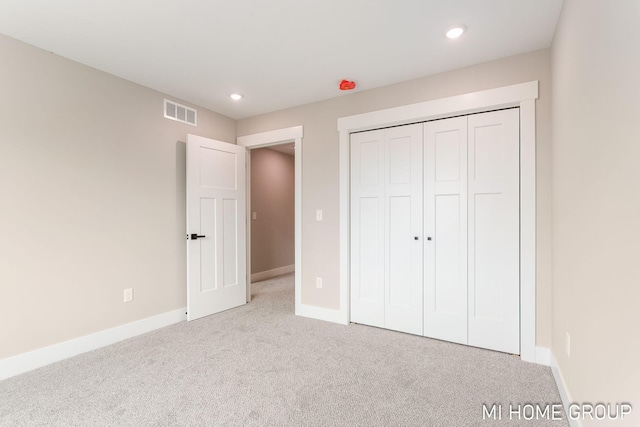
[446,26,466,39]
[230,93,242,101]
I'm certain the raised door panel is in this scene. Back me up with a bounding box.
[199,197,217,292]
[467,109,520,354]
[350,130,385,328]
[423,117,468,345]
[200,147,237,190]
[222,198,239,287]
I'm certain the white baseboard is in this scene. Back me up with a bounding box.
[0,307,186,381]
[295,302,347,325]
[535,346,551,366]
[251,264,294,283]
[551,351,581,427]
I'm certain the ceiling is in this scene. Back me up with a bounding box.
[0,1,563,120]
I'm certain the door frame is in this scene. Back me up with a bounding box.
[338,81,540,363]
[237,126,303,309]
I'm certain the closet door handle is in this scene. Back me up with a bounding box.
[190,234,206,240]
[427,237,432,241]
[414,236,419,240]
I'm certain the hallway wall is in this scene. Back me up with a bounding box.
[250,148,295,275]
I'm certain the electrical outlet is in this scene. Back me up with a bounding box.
[315,277,323,289]
[124,288,133,303]
[252,212,257,220]
[316,210,323,221]
[566,332,571,358]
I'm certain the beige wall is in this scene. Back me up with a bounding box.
[250,148,295,274]
[237,49,553,348]
[0,34,236,359]
[551,0,640,423]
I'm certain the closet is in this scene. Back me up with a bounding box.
[350,108,520,354]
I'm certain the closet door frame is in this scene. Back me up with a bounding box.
[338,81,539,364]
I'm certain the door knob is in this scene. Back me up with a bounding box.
[190,234,206,240]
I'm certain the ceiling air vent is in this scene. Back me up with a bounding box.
[164,99,197,126]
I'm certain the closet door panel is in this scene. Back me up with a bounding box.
[358,197,382,302]
[350,130,385,328]
[423,117,468,345]
[384,125,423,335]
[467,109,520,354]
[388,196,412,306]
[434,196,463,313]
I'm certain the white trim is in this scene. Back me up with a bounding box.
[0,308,186,381]
[338,81,538,132]
[251,264,295,283]
[535,346,551,366]
[294,137,302,317]
[520,99,537,362]
[338,81,539,361]
[551,352,581,427]
[237,126,303,317]
[338,130,351,325]
[245,151,252,303]
[237,125,303,148]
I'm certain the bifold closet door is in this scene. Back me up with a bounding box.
[350,130,385,328]
[423,109,520,354]
[351,109,520,354]
[423,116,468,345]
[350,125,423,335]
[467,109,520,354]
[384,125,423,335]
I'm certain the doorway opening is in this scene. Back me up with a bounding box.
[248,144,295,291]
[237,126,303,312]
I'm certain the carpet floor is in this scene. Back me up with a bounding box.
[0,273,568,426]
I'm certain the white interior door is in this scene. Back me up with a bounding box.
[467,109,520,354]
[423,116,468,345]
[187,134,246,321]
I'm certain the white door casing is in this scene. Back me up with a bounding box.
[236,126,304,317]
[187,134,247,321]
[339,81,539,363]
